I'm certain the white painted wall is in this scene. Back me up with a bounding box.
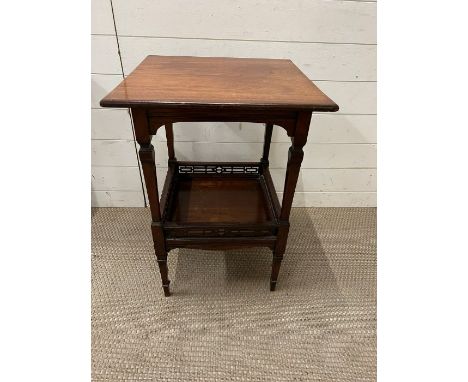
[91,0,376,207]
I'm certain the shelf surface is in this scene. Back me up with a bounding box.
[168,177,272,224]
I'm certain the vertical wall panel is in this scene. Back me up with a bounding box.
[112,0,376,44]
[92,191,145,207]
[91,74,123,109]
[91,140,138,166]
[91,109,133,140]
[91,0,115,35]
[91,1,144,207]
[91,0,377,206]
[91,35,121,74]
[118,36,376,81]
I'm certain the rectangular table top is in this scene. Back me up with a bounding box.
[100,56,338,111]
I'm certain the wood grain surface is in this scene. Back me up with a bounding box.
[100,56,338,111]
[170,178,271,224]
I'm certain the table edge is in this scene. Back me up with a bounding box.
[99,99,339,112]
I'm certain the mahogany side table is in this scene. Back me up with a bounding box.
[100,55,338,296]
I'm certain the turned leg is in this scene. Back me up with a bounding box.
[260,123,273,166]
[151,222,171,297]
[259,122,286,290]
[270,112,311,291]
[269,144,303,291]
[165,123,176,163]
[270,222,289,291]
[270,251,284,291]
[157,256,171,297]
[132,108,171,297]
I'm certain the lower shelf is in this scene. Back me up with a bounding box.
[161,162,280,242]
[170,177,270,224]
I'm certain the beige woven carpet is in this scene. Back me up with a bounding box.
[92,207,376,381]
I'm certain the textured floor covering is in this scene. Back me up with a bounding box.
[92,207,376,381]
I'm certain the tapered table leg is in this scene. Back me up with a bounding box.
[261,123,273,166]
[270,112,311,291]
[132,108,171,296]
[165,123,176,163]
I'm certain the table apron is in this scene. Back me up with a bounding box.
[146,108,299,136]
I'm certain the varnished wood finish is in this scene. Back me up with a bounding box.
[165,123,176,161]
[166,236,277,251]
[101,56,338,295]
[280,112,311,221]
[261,123,273,166]
[147,107,298,136]
[170,178,271,224]
[132,109,161,222]
[132,108,170,296]
[262,167,282,224]
[100,56,338,111]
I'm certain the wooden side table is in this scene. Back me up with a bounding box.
[100,56,338,296]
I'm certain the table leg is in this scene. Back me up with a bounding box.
[261,123,273,166]
[132,108,171,296]
[151,222,171,297]
[270,254,283,291]
[165,123,176,163]
[270,112,311,290]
